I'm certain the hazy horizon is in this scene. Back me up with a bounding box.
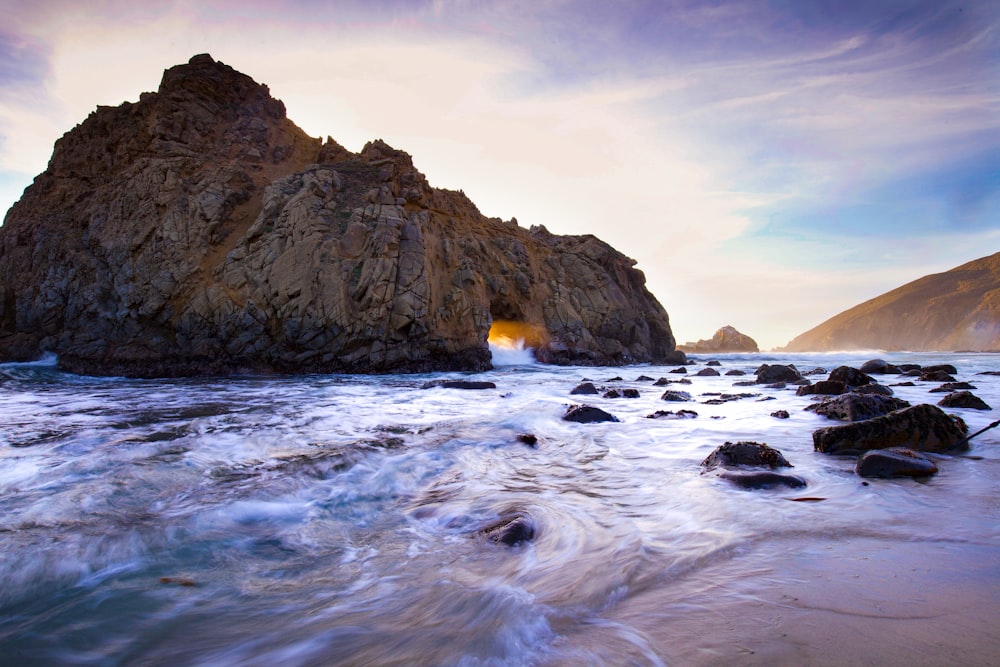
[2,0,997,349]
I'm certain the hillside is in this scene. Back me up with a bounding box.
[782,252,1000,352]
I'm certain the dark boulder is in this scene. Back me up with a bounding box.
[937,391,992,410]
[920,370,956,382]
[859,359,900,374]
[771,410,790,419]
[725,369,746,376]
[706,360,722,366]
[718,471,807,489]
[755,364,802,384]
[852,383,894,396]
[646,409,698,419]
[806,393,910,422]
[669,367,688,374]
[623,388,640,398]
[813,403,968,454]
[570,382,600,395]
[563,404,619,423]
[929,382,976,393]
[695,368,720,377]
[603,388,623,398]
[516,433,538,447]
[923,364,958,375]
[661,390,693,402]
[796,380,847,396]
[856,448,938,478]
[422,380,497,390]
[828,366,872,387]
[635,375,655,382]
[701,441,792,469]
[479,514,536,546]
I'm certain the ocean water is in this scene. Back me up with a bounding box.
[0,351,997,666]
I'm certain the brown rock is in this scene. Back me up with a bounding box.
[813,403,968,454]
[701,441,792,469]
[0,55,678,376]
[856,448,938,478]
[937,391,992,410]
[805,393,910,421]
[679,325,759,353]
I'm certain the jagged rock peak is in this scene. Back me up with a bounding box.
[679,325,759,353]
[0,55,679,377]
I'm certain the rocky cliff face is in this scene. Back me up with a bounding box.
[783,252,1000,352]
[0,54,679,376]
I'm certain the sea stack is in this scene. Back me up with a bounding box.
[0,54,679,377]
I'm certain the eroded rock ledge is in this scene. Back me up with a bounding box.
[0,54,679,377]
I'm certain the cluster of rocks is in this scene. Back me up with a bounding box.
[472,356,994,547]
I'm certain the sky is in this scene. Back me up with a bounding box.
[1,0,998,350]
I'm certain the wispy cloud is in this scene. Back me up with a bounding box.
[0,0,997,348]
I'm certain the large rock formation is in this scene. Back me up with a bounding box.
[0,55,679,376]
[783,253,1000,352]
[679,325,758,353]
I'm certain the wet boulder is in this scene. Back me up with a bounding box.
[563,404,619,423]
[725,369,747,376]
[828,366,872,387]
[852,383,894,396]
[755,364,803,384]
[929,382,977,393]
[920,370,956,382]
[646,409,698,419]
[695,368,720,377]
[718,471,806,489]
[771,410,790,419]
[860,359,900,374]
[937,391,992,410]
[856,447,938,478]
[661,390,693,402]
[923,364,958,375]
[701,441,792,469]
[479,513,536,546]
[570,382,600,395]
[806,393,910,422]
[422,380,497,390]
[813,403,968,455]
[796,380,847,396]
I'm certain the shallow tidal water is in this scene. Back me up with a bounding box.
[1,351,998,666]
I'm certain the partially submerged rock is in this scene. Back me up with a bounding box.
[661,390,693,402]
[813,403,968,455]
[646,409,698,419]
[755,364,803,384]
[701,441,792,469]
[937,391,992,410]
[806,393,910,421]
[828,366,872,387]
[563,404,619,423]
[856,448,938,478]
[718,471,807,489]
[796,380,847,396]
[421,380,496,390]
[570,382,600,395]
[479,513,535,546]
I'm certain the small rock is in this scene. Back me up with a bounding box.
[796,380,847,396]
[422,380,497,390]
[669,367,688,374]
[622,388,640,398]
[755,364,802,384]
[563,404,619,423]
[701,441,792,469]
[937,391,992,410]
[725,369,747,376]
[603,388,623,398]
[929,382,976,393]
[771,410,790,419]
[706,360,722,366]
[806,393,910,422]
[646,409,698,419]
[856,448,938,478]
[695,368,720,376]
[635,375,655,382]
[828,366,872,387]
[479,514,535,546]
[516,433,538,447]
[718,471,807,489]
[605,376,623,382]
[920,370,956,382]
[852,383,894,396]
[570,382,600,395]
[661,390,693,402]
[923,364,958,375]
